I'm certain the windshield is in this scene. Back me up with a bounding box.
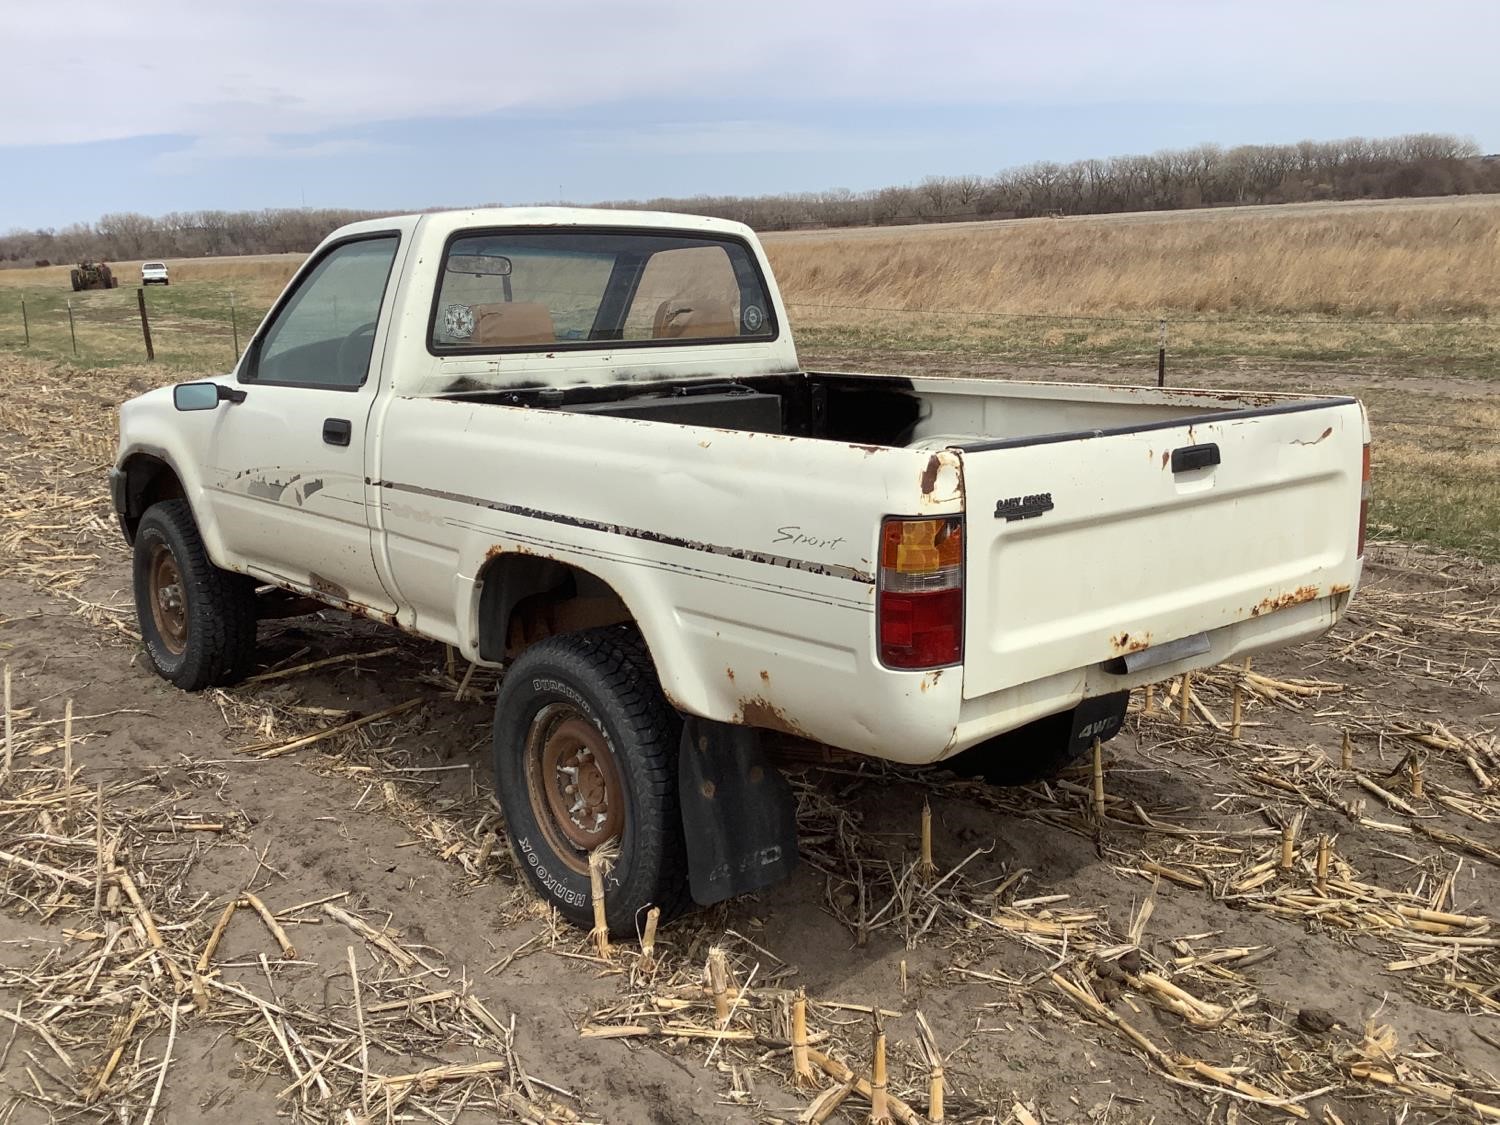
[427,229,776,364]
[143,262,166,270]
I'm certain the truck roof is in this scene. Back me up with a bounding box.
[328,206,757,243]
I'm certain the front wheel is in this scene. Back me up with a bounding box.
[493,626,689,935]
[132,500,258,690]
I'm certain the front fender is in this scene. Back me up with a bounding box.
[115,387,233,569]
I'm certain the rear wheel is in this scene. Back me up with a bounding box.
[132,500,258,690]
[493,626,688,935]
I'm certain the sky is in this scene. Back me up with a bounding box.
[2,0,1498,230]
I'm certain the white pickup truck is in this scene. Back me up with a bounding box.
[111,207,1370,931]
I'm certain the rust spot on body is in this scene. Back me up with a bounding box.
[1110,631,1151,655]
[1250,585,1320,617]
[309,573,349,601]
[919,668,944,693]
[737,698,811,739]
[344,601,401,629]
[1161,451,1170,469]
[920,455,940,496]
[725,667,735,682]
[1292,426,1335,447]
[1330,583,1351,596]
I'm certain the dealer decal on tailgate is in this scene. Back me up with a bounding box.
[994,493,1055,521]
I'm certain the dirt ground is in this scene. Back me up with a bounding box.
[1,352,1497,1123]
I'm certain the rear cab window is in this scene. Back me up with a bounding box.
[428,229,777,353]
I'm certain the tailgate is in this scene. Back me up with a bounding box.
[960,398,1365,699]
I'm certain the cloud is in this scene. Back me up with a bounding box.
[3,0,1496,150]
[149,133,395,175]
[570,120,929,156]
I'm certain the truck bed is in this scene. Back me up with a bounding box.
[417,369,1365,757]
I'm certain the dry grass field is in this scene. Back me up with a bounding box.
[764,194,1500,317]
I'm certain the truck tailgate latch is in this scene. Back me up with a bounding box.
[678,718,798,906]
[1171,443,1220,473]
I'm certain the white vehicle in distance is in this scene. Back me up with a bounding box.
[141,261,170,286]
[109,207,1370,934]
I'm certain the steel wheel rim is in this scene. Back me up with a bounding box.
[147,543,188,656]
[524,704,625,874]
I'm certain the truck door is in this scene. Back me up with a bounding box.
[204,233,403,614]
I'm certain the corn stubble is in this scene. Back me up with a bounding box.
[1,330,1498,1120]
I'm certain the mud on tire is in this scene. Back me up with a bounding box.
[492,626,689,936]
[132,500,258,690]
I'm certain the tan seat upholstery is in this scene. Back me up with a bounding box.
[470,302,555,346]
[652,299,737,339]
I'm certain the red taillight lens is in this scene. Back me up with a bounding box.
[877,517,963,669]
[1357,442,1371,557]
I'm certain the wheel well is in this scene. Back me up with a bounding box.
[476,554,634,662]
[120,454,186,541]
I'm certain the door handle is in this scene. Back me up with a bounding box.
[323,418,352,446]
[1171,442,1220,473]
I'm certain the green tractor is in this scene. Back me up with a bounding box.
[70,261,118,291]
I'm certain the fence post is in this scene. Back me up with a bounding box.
[20,298,28,346]
[67,300,77,356]
[1156,318,1167,387]
[229,290,240,360]
[137,288,155,361]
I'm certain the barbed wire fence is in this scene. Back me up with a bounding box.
[0,285,254,370]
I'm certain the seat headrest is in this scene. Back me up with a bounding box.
[469,302,556,346]
[652,299,737,340]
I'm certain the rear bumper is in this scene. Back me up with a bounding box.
[939,590,1348,760]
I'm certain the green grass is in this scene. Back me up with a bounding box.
[0,282,274,373]
[790,310,1500,376]
[1353,388,1500,559]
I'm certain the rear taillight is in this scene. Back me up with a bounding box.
[877,516,963,669]
[1357,442,1371,557]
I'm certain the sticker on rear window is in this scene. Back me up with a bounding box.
[443,303,475,340]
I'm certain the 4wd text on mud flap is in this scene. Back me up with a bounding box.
[707,845,784,883]
[1078,717,1117,740]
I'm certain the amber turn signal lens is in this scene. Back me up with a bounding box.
[878,516,963,669]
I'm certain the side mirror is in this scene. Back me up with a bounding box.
[173,382,246,411]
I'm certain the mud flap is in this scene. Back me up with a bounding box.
[678,717,798,905]
[1065,691,1130,758]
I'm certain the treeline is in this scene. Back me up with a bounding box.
[602,133,1498,230]
[3,133,1497,264]
[1,207,386,267]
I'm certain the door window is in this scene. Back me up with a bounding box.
[250,235,400,388]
